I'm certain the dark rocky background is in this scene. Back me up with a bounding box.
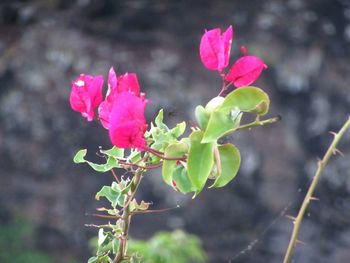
[1,0,350,262]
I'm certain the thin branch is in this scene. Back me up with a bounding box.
[85,224,114,229]
[91,214,122,220]
[235,115,281,132]
[283,116,350,263]
[219,115,281,139]
[111,169,120,183]
[132,205,180,215]
[118,159,162,170]
[145,147,187,161]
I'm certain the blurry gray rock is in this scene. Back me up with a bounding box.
[1,0,350,262]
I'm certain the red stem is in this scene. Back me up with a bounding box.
[145,147,186,161]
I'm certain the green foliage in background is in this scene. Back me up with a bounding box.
[0,221,53,263]
[0,220,77,263]
[90,230,207,263]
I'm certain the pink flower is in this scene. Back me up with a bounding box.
[98,67,141,129]
[117,73,140,94]
[109,92,148,149]
[199,26,233,71]
[225,56,267,87]
[69,74,104,121]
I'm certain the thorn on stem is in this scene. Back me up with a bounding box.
[296,239,307,245]
[316,157,322,165]
[329,131,337,137]
[333,148,344,157]
[285,215,297,221]
[310,196,319,201]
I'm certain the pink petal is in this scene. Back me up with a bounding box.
[199,26,233,71]
[219,25,233,71]
[98,100,112,129]
[89,75,104,108]
[200,28,221,71]
[109,121,146,149]
[108,67,118,92]
[225,56,267,87]
[108,92,148,149]
[117,73,140,95]
[69,74,103,121]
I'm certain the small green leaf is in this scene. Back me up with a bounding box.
[154,109,169,131]
[201,110,242,143]
[100,147,124,159]
[220,86,270,116]
[155,109,164,127]
[87,256,99,263]
[170,121,186,138]
[172,166,194,194]
[117,194,127,207]
[162,142,189,185]
[98,229,107,246]
[112,239,120,254]
[127,150,142,163]
[95,255,110,263]
[210,144,241,188]
[73,149,87,163]
[73,149,119,172]
[95,186,118,207]
[195,105,209,130]
[187,131,214,194]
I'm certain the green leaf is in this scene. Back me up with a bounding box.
[187,131,214,194]
[87,256,99,263]
[98,228,107,246]
[201,109,242,143]
[154,109,169,131]
[127,150,142,163]
[210,144,241,188]
[170,121,186,138]
[73,149,87,163]
[195,105,209,130]
[87,254,110,263]
[220,86,270,116]
[112,239,119,254]
[162,142,189,185]
[204,96,225,114]
[100,147,124,159]
[73,149,119,172]
[155,109,164,127]
[95,186,118,207]
[172,166,194,194]
[117,194,127,207]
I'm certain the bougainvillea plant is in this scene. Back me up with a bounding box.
[71,25,279,263]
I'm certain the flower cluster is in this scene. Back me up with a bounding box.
[69,67,148,149]
[69,25,266,152]
[199,25,267,88]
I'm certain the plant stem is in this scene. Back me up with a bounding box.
[113,168,144,263]
[283,116,350,263]
[145,147,187,161]
[235,115,281,132]
[220,115,280,139]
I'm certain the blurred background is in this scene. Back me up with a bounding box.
[1,0,350,262]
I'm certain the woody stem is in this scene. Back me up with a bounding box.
[283,116,350,263]
[113,168,143,263]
